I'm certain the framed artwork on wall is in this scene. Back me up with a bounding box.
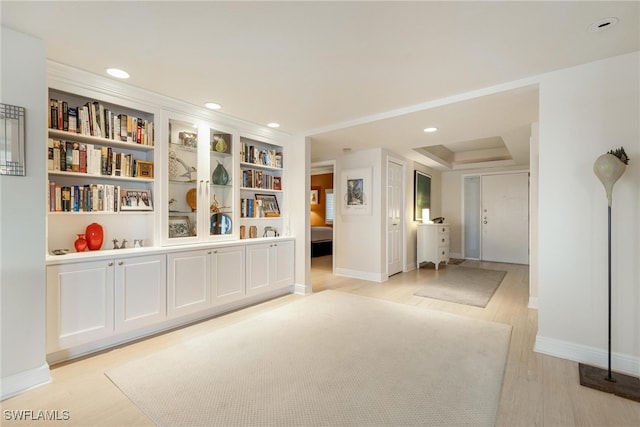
[414,170,431,221]
[341,167,371,216]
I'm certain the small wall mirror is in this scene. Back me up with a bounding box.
[0,103,26,176]
[414,170,431,221]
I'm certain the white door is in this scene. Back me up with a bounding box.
[481,173,529,264]
[387,160,403,276]
[211,245,246,305]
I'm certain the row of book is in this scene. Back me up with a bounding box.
[240,198,264,218]
[241,170,282,190]
[48,139,153,178]
[240,142,283,168]
[49,182,120,213]
[49,98,154,146]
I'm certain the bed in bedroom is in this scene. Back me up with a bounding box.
[311,226,333,257]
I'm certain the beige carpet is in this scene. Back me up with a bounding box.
[106,290,512,426]
[415,266,507,308]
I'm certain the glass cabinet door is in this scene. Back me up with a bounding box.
[167,119,199,240]
[209,128,234,236]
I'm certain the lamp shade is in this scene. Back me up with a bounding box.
[422,208,430,224]
[593,153,626,206]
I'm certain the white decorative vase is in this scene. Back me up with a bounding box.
[593,153,626,206]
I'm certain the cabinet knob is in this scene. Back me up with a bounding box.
[441,238,445,242]
[118,261,124,266]
[214,250,218,254]
[108,262,114,267]
[207,251,212,254]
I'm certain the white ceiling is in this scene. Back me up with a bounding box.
[2,1,638,169]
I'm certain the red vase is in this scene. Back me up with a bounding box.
[74,234,88,252]
[85,223,104,250]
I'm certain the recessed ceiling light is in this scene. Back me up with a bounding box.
[588,17,619,33]
[267,122,280,128]
[423,127,438,133]
[204,102,222,110]
[106,68,130,79]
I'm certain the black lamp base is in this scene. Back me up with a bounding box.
[579,363,640,402]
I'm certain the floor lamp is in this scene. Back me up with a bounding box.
[579,147,639,402]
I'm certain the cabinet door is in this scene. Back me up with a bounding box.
[114,254,167,332]
[167,250,211,318]
[46,260,114,352]
[271,240,294,289]
[211,246,245,305]
[246,243,271,296]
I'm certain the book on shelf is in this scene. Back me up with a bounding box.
[49,98,154,146]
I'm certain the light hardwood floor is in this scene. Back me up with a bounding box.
[2,256,639,426]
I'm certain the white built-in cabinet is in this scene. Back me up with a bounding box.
[44,63,295,364]
[246,240,294,296]
[46,254,166,353]
[166,245,246,319]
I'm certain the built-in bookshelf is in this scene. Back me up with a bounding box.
[239,137,284,233]
[47,88,156,254]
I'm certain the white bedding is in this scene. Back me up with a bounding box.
[311,226,333,242]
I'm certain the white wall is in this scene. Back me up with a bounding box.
[535,52,640,374]
[334,148,385,281]
[1,27,50,399]
[529,123,539,308]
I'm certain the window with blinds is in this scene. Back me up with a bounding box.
[325,189,334,224]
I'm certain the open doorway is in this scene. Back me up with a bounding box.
[310,161,336,276]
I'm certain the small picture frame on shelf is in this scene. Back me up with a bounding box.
[273,176,282,191]
[168,216,191,238]
[136,160,154,178]
[120,188,153,211]
[255,193,280,217]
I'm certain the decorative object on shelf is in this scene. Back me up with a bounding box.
[210,213,232,235]
[133,239,143,248]
[135,160,154,178]
[85,222,104,250]
[580,146,639,402]
[169,198,177,212]
[240,225,246,239]
[119,239,128,249]
[120,188,153,211]
[168,216,191,238]
[169,151,196,181]
[212,161,229,185]
[50,249,69,256]
[112,238,119,250]
[186,188,197,211]
[263,226,279,237]
[209,194,230,214]
[0,103,26,176]
[432,216,445,224]
[254,193,280,217]
[341,167,372,216]
[213,135,228,153]
[249,225,258,238]
[74,234,87,252]
[179,131,197,148]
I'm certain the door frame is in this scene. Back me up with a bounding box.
[386,155,406,277]
[461,169,530,262]
[310,160,336,274]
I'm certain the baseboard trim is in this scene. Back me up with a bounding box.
[534,335,640,377]
[293,283,312,295]
[1,363,51,401]
[334,268,385,283]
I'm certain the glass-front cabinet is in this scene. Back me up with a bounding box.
[166,117,234,243]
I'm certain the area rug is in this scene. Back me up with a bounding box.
[106,290,511,426]
[415,266,507,308]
